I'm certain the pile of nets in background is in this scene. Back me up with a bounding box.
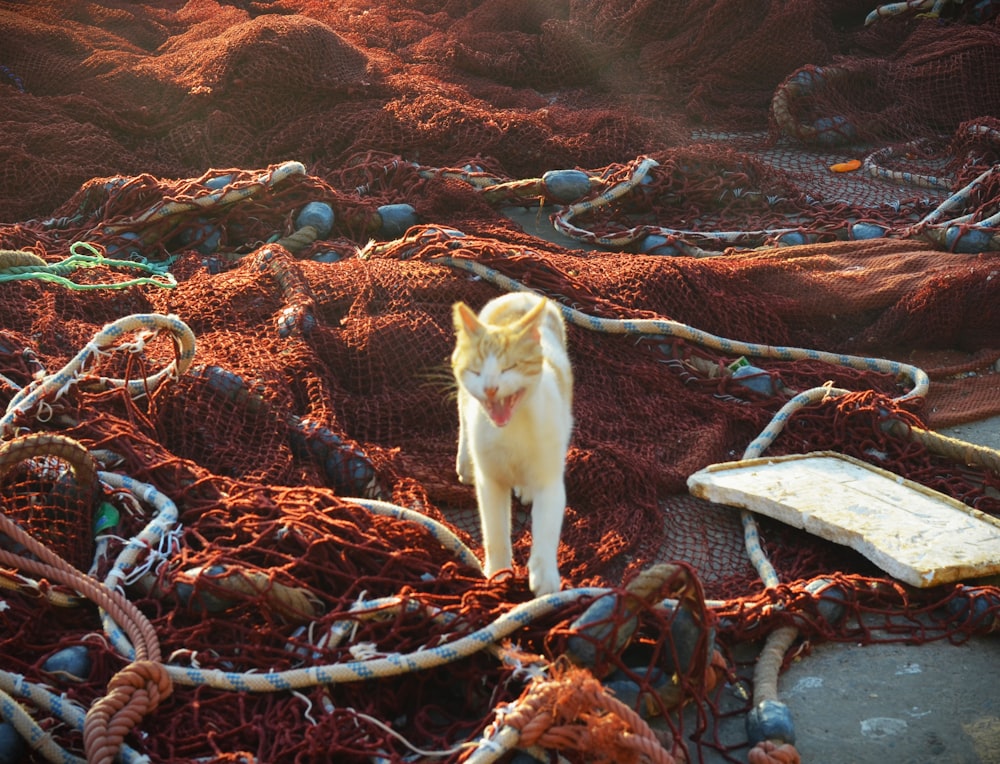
[1,1,999,762]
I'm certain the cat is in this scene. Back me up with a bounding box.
[451,291,573,596]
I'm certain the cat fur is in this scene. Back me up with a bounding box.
[451,291,573,596]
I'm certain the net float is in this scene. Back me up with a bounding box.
[41,645,92,682]
[294,201,335,239]
[541,169,593,203]
[377,203,419,238]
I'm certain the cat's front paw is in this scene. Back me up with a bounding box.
[527,556,561,597]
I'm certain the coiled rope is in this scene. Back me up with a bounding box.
[0,312,196,438]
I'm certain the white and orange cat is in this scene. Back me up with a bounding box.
[451,292,573,596]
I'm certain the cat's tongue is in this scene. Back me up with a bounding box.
[486,390,523,427]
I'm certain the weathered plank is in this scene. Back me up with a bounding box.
[687,451,1000,587]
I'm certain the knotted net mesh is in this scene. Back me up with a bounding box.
[0,1,999,762]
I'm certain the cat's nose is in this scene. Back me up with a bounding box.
[484,386,498,400]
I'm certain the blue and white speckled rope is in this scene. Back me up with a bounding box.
[0,683,87,764]
[551,155,804,251]
[0,673,147,764]
[0,313,196,438]
[96,472,182,659]
[100,160,306,236]
[163,588,604,691]
[862,143,952,191]
[429,255,928,401]
[913,164,1000,252]
[736,385,853,587]
[350,498,483,572]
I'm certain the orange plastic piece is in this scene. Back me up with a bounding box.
[829,159,862,172]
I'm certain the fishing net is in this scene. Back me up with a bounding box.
[1,1,999,763]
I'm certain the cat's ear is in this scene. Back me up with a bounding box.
[514,297,547,341]
[453,301,482,336]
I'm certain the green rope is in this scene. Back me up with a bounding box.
[0,242,175,290]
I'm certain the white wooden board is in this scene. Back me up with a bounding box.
[687,451,1000,587]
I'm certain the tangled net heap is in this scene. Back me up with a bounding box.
[1,1,1000,763]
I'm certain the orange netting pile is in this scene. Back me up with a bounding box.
[1,1,999,763]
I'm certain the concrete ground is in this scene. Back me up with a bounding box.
[771,417,1000,764]
[502,206,1000,763]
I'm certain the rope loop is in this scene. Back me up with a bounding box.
[0,432,99,572]
[84,659,173,764]
[0,312,196,437]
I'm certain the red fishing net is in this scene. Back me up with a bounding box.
[1,1,999,763]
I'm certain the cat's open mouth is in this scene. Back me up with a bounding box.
[484,389,524,427]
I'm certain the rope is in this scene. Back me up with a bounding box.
[0,432,98,494]
[898,422,1000,478]
[0,672,148,764]
[862,143,951,190]
[98,160,305,236]
[913,164,1000,252]
[0,249,46,268]
[273,223,320,254]
[464,663,677,764]
[174,564,323,623]
[865,0,945,25]
[0,241,176,290]
[0,480,170,764]
[83,660,171,764]
[0,433,99,604]
[751,626,798,708]
[771,66,855,146]
[164,587,604,691]
[0,312,196,438]
[547,156,793,253]
[426,254,929,403]
[0,684,86,764]
[350,498,484,572]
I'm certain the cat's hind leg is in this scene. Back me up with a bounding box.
[526,480,566,596]
[475,473,513,578]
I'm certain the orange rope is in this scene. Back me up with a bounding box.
[497,663,678,764]
[84,660,173,764]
